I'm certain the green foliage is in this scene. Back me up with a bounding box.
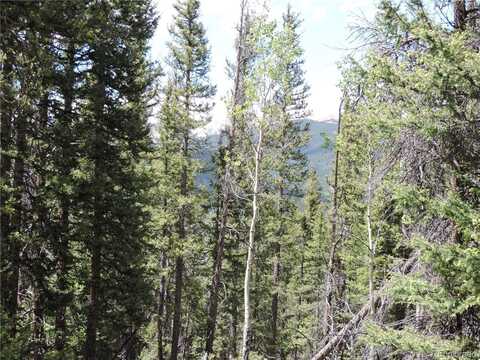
[362,323,468,359]
[5,0,479,359]
[334,0,480,358]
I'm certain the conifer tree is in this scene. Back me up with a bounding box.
[164,1,215,358]
[291,170,327,357]
[71,1,157,358]
[312,1,480,358]
[0,4,54,356]
[203,1,251,358]
[267,6,310,357]
[2,1,158,358]
[0,2,24,343]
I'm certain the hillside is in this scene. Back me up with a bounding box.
[199,119,338,193]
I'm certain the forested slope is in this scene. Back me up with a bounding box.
[0,1,478,360]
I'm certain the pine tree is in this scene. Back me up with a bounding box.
[312,1,480,358]
[164,1,215,358]
[203,1,251,358]
[267,6,310,357]
[0,4,54,357]
[79,1,157,358]
[0,2,23,344]
[291,170,327,357]
[2,1,157,358]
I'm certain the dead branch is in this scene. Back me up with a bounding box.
[310,254,418,360]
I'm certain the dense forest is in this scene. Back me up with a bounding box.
[0,0,479,359]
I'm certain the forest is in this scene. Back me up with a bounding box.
[0,0,479,359]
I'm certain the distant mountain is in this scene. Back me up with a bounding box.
[197,119,338,193]
[303,119,337,192]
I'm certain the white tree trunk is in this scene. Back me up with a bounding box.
[241,128,263,360]
[366,156,376,360]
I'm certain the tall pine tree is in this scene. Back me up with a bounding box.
[163,1,215,358]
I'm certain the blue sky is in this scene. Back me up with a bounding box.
[150,0,378,130]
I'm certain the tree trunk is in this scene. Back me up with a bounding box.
[366,155,376,360]
[323,99,344,336]
[85,243,100,360]
[170,54,193,359]
[9,86,27,337]
[229,302,238,360]
[454,0,467,29]
[0,51,14,330]
[270,184,284,358]
[241,128,262,360]
[170,255,184,360]
[158,255,167,360]
[170,121,190,360]
[204,3,248,358]
[33,285,46,360]
[182,305,192,358]
[270,240,280,356]
[85,45,106,360]
[204,184,229,357]
[31,91,50,360]
[55,40,75,352]
[467,1,478,37]
[295,230,306,359]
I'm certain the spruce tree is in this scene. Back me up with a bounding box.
[149,83,181,360]
[267,6,310,357]
[1,1,158,358]
[164,1,215,358]
[77,1,157,358]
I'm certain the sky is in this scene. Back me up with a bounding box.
[150,0,378,131]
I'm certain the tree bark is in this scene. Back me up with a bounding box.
[158,254,167,360]
[323,98,344,336]
[31,90,50,360]
[8,82,27,337]
[204,183,229,357]
[0,50,14,329]
[271,240,280,356]
[454,0,467,29]
[170,106,189,360]
[229,301,238,360]
[170,255,184,360]
[241,128,262,360]
[33,285,46,360]
[85,242,100,360]
[366,155,376,360]
[270,184,284,358]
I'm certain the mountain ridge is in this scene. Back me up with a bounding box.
[199,119,338,193]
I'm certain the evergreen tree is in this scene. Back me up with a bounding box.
[79,2,157,358]
[203,1,252,358]
[1,1,158,358]
[293,170,327,357]
[266,6,310,357]
[163,1,215,358]
[313,1,480,358]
